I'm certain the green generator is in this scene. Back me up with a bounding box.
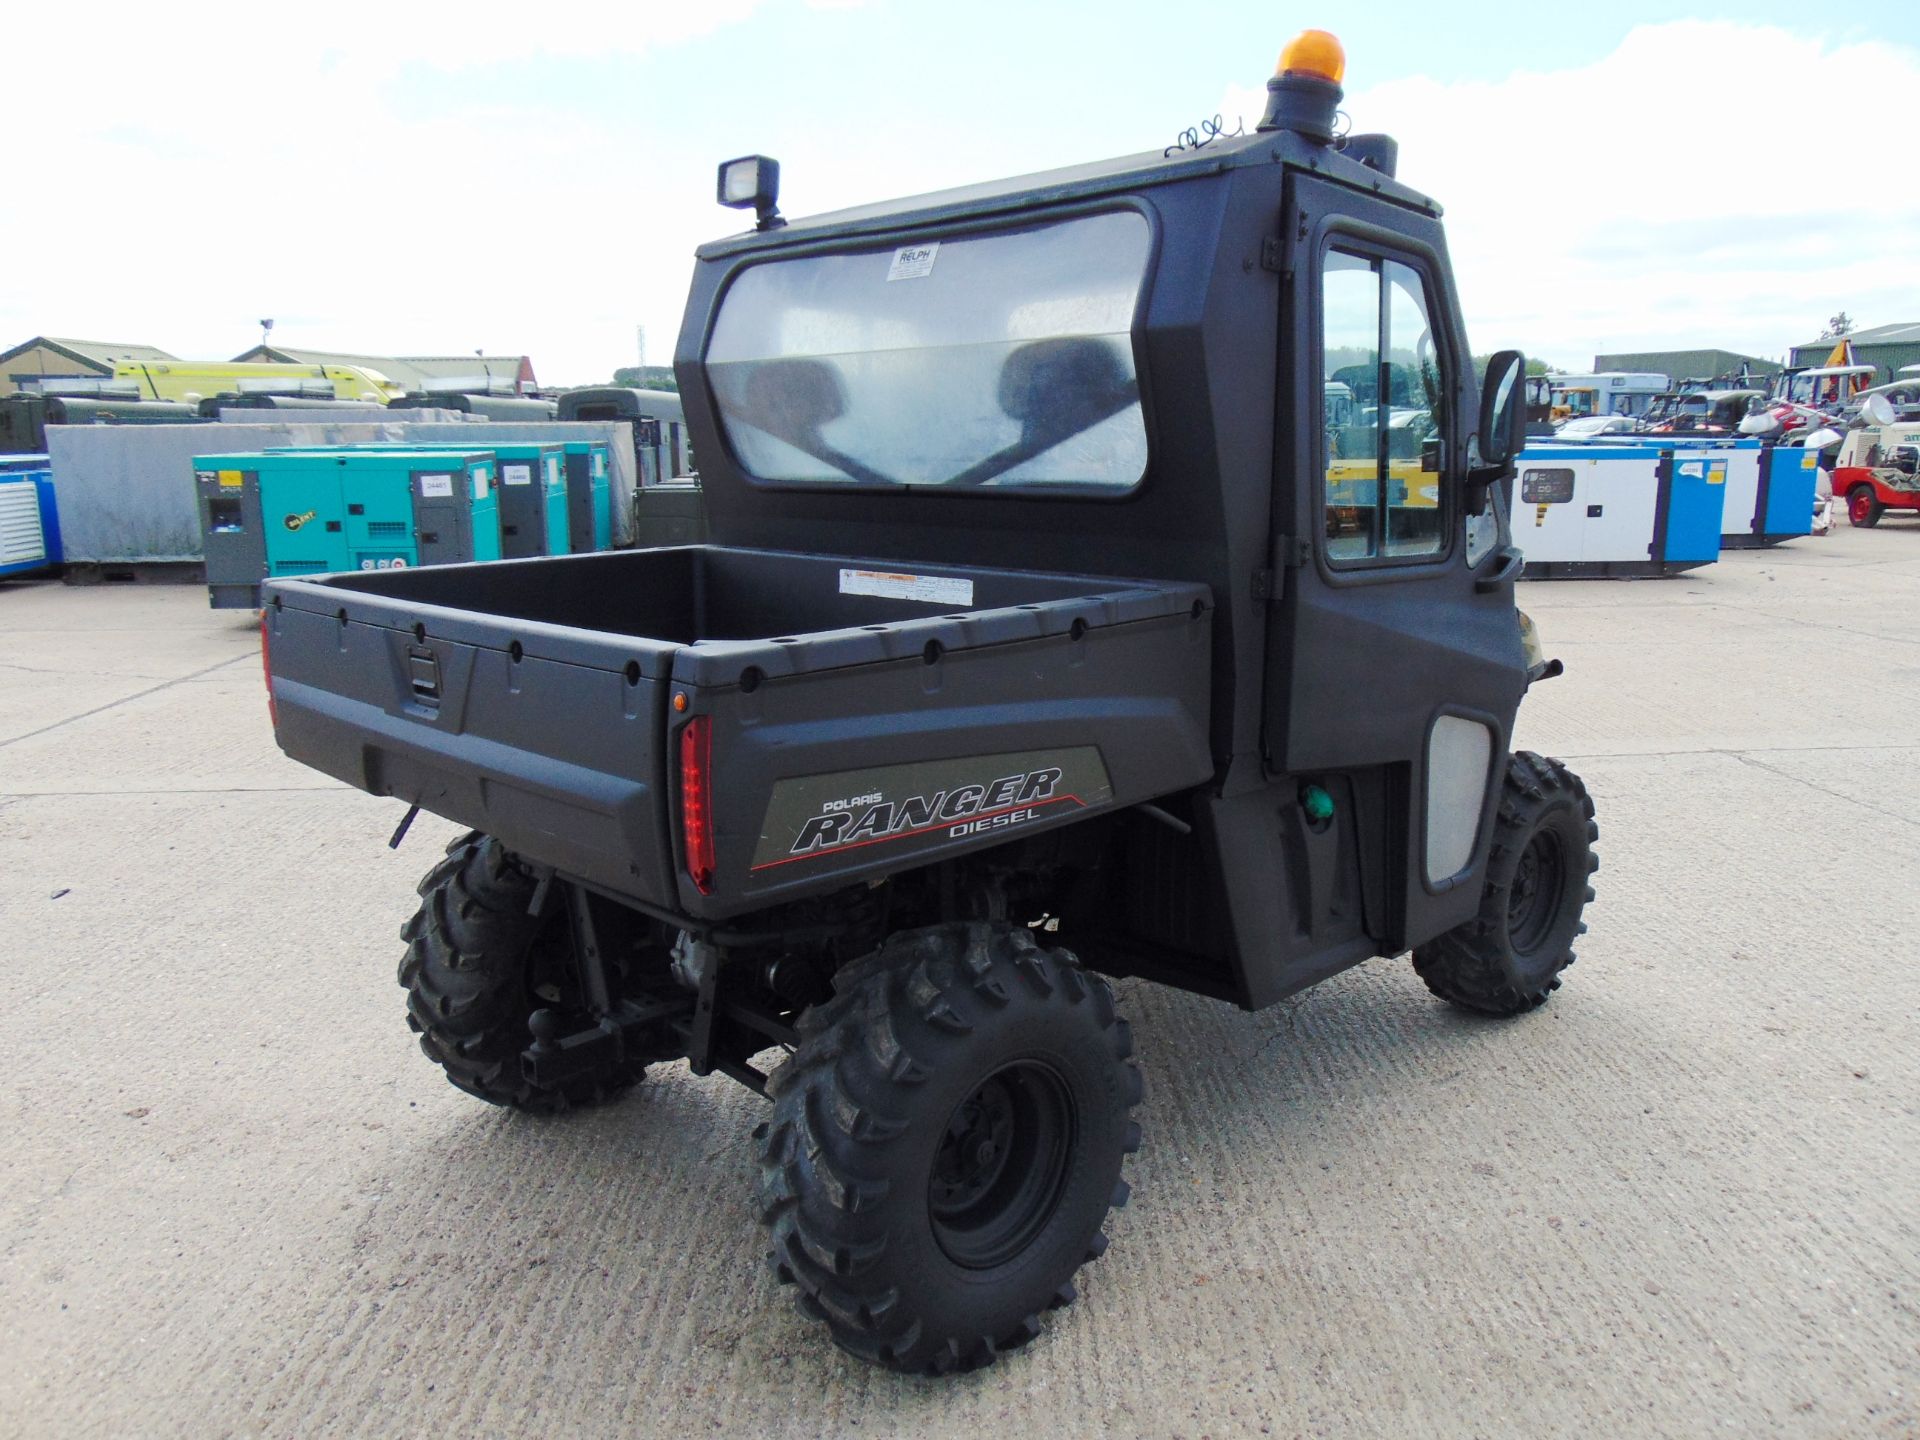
[268,440,583,556]
[264,439,545,557]
[195,450,500,608]
[561,440,613,551]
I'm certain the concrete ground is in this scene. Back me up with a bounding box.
[1,521,1916,1440]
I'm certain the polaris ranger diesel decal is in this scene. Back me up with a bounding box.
[751,747,1113,871]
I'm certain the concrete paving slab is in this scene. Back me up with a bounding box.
[0,581,261,745]
[1,529,1916,1438]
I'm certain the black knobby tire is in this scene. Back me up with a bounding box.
[397,830,644,1112]
[1412,752,1597,1017]
[757,922,1142,1374]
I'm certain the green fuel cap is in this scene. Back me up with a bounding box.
[1301,784,1334,823]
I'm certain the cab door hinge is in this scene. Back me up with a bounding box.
[1252,538,1310,601]
[1260,235,1286,274]
[1274,534,1313,570]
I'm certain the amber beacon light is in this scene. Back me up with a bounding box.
[1258,28,1346,141]
[1279,29,1345,84]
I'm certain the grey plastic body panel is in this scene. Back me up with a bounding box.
[633,478,706,547]
[255,130,1543,1012]
[263,545,1213,919]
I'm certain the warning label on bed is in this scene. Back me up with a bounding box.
[838,567,973,606]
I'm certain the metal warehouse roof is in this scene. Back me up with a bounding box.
[0,336,179,368]
[230,346,535,391]
[1793,322,1920,349]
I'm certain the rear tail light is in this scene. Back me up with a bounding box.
[259,610,277,727]
[679,714,714,894]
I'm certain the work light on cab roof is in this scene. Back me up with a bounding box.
[717,153,783,231]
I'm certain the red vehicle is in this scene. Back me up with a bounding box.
[1831,397,1920,527]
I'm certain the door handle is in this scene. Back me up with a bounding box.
[1474,545,1524,593]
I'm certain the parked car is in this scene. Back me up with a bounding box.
[1554,414,1639,439]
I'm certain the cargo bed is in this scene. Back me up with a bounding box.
[264,547,1214,918]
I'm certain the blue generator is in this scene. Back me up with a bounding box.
[0,454,62,579]
[1748,445,1820,546]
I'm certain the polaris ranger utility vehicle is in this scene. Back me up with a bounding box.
[260,30,1596,1375]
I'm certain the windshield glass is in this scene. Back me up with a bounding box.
[705,211,1151,492]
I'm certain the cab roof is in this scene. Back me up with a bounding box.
[696,129,1438,259]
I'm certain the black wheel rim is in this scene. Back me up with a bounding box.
[929,1061,1075,1270]
[1507,827,1567,958]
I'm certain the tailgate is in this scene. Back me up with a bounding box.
[264,579,681,906]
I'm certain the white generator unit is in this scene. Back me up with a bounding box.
[1511,444,1726,578]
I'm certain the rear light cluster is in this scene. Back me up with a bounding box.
[259,611,277,727]
[679,714,715,894]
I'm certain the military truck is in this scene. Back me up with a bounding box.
[258,30,1597,1375]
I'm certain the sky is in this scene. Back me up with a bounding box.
[3,0,1913,384]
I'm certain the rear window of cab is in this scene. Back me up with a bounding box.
[705,211,1152,495]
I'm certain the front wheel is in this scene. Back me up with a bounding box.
[757,922,1142,1374]
[1413,752,1597,1016]
[1848,485,1883,528]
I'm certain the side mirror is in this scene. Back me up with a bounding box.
[1468,349,1526,513]
[1862,392,1898,429]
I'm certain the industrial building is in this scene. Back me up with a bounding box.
[1787,323,1920,382]
[0,336,178,397]
[230,346,539,394]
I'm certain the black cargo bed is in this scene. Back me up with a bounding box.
[264,546,1215,917]
[291,546,1202,681]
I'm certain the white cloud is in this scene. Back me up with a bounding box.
[1224,20,1920,368]
[7,12,1909,386]
[0,0,765,384]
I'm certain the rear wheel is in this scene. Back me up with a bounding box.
[1413,752,1597,1016]
[1848,485,1883,528]
[757,922,1141,1374]
[398,831,645,1112]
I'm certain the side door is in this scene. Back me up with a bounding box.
[411,466,470,566]
[1267,175,1526,936]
